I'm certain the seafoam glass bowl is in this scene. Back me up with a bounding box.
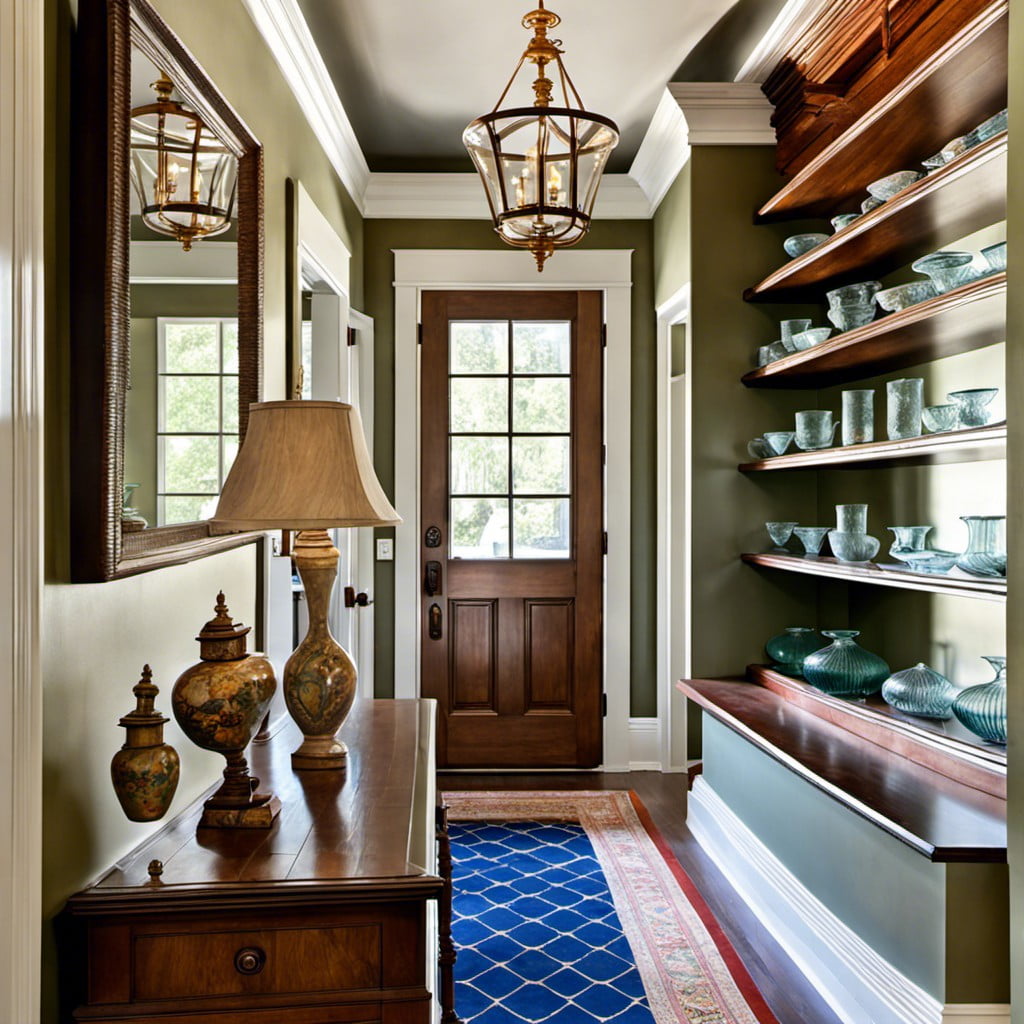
[911,251,977,294]
[971,108,1008,144]
[922,404,958,433]
[948,388,998,428]
[827,281,882,306]
[791,327,833,351]
[793,526,830,556]
[981,241,1006,275]
[766,521,797,548]
[763,431,795,456]
[866,170,924,201]
[861,196,885,214]
[827,303,876,333]
[747,437,773,460]
[875,280,937,312]
[896,550,959,574]
[784,233,829,258]
[831,213,861,231]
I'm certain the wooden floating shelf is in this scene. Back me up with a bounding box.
[739,423,1006,472]
[747,134,1007,301]
[756,4,1008,221]
[678,677,1006,861]
[742,273,1006,388]
[748,665,1005,799]
[742,552,1006,601]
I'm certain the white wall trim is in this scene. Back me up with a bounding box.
[363,172,651,221]
[941,1008,1010,1023]
[392,249,633,771]
[689,778,946,1024]
[655,284,690,772]
[628,90,692,213]
[734,0,845,83]
[667,83,777,146]
[0,0,43,1017]
[627,718,663,771]
[241,0,370,209]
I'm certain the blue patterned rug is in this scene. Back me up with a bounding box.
[450,819,656,1023]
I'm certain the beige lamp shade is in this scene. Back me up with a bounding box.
[211,400,401,531]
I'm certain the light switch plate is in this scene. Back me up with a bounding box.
[376,538,394,561]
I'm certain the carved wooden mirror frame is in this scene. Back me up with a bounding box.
[71,0,263,581]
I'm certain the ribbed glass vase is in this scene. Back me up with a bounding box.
[881,662,957,719]
[952,656,1007,743]
[802,630,890,697]
[765,627,822,677]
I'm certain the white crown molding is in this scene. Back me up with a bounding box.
[942,1009,1010,1023]
[241,0,370,210]
[734,0,839,83]
[363,172,650,220]
[628,89,691,212]
[689,778,946,1024]
[667,82,776,145]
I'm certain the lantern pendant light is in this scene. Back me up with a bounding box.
[129,75,237,252]
[463,2,619,271]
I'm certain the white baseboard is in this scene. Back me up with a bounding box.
[688,778,945,1024]
[628,717,661,770]
[942,1007,1010,1023]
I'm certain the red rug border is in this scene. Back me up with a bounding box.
[627,790,783,1024]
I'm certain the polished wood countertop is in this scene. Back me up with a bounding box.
[679,678,1007,863]
[68,699,443,914]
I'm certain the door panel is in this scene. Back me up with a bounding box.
[421,290,603,768]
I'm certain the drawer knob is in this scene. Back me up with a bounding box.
[234,946,266,975]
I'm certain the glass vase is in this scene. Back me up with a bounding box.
[952,656,1007,743]
[841,389,874,445]
[887,525,931,559]
[802,630,891,697]
[881,662,958,719]
[956,515,1006,577]
[886,378,924,440]
[765,627,822,677]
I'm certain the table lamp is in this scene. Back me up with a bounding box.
[212,400,400,770]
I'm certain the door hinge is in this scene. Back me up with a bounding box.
[602,531,608,555]
[347,326,357,347]
[417,323,423,345]
[601,323,607,348]
[602,693,608,717]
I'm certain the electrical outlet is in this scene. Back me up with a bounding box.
[376,538,394,561]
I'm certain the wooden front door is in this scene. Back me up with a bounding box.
[421,290,603,768]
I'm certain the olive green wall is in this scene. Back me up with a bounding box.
[361,218,658,717]
[42,0,362,1018]
[703,717,1010,1002]
[653,160,690,308]
[1006,0,1024,1016]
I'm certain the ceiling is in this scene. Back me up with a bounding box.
[295,0,747,173]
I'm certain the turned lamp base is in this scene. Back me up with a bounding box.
[286,529,359,771]
[198,750,282,829]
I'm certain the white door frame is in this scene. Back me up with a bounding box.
[656,283,691,772]
[0,0,44,1016]
[392,248,634,770]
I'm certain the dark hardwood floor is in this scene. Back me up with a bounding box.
[438,770,844,1024]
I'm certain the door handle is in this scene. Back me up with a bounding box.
[343,586,373,608]
[429,603,443,640]
[425,560,442,596]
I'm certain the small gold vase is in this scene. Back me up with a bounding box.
[110,665,180,822]
[172,593,280,828]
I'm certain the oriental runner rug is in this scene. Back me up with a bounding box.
[444,790,779,1024]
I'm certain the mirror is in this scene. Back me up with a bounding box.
[71,0,263,581]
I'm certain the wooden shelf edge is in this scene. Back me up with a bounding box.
[742,272,1006,388]
[748,133,1007,298]
[739,424,1006,472]
[756,2,1009,221]
[741,552,1007,601]
[747,665,1006,798]
[677,677,1006,862]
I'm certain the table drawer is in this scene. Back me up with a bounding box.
[132,923,381,1000]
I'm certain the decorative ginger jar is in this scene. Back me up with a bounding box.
[110,665,180,822]
[802,630,890,697]
[881,662,958,719]
[952,656,1007,743]
[765,627,822,677]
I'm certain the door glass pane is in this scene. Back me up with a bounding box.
[164,322,220,372]
[513,378,570,433]
[513,321,570,373]
[513,436,570,494]
[451,498,509,558]
[450,322,508,374]
[451,436,509,495]
[162,376,220,432]
[513,498,570,558]
[451,378,508,432]
[163,436,220,493]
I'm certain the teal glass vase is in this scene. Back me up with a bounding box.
[952,656,1007,743]
[802,630,890,697]
[765,627,822,677]
[881,662,957,719]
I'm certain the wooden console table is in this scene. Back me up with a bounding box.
[63,699,453,1023]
